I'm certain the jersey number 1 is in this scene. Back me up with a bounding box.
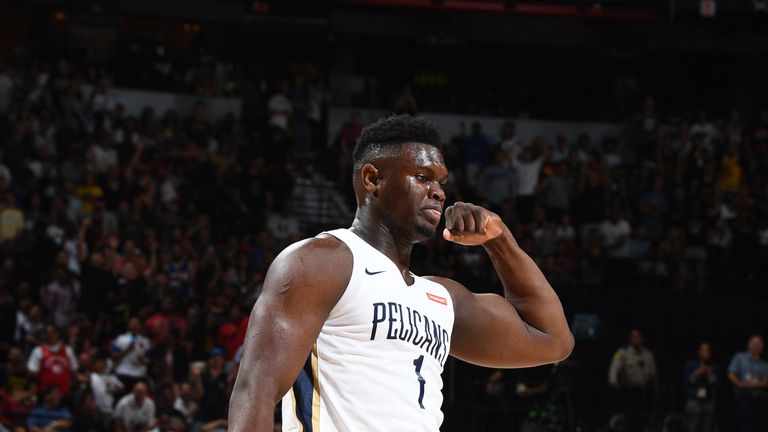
[413,355,426,409]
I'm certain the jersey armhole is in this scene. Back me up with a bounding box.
[316,230,358,319]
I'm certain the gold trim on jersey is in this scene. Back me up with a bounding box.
[289,388,304,432]
[311,343,321,431]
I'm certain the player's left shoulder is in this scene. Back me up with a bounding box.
[422,275,473,307]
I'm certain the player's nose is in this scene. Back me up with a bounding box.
[430,182,446,202]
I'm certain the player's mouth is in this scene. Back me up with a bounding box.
[421,207,442,223]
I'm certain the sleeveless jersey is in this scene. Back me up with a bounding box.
[40,344,72,395]
[281,229,455,432]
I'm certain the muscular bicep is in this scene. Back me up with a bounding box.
[230,237,351,423]
[433,278,566,369]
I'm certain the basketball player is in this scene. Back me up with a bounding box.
[229,115,573,431]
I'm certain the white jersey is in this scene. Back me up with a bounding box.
[281,229,455,432]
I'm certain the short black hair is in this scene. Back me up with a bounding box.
[352,115,442,170]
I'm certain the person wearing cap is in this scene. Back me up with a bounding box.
[609,329,657,432]
[191,348,229,425]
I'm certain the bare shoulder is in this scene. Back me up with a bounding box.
[263,233,353,298]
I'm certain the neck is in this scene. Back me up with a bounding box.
[350,208,413,279]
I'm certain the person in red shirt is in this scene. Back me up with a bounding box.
[336,111,364,185]
[217,304,249,360]
[144,296,188,346]
[26,325,78,395]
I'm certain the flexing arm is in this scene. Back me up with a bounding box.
[432,202,573,368]
[228,236,351,432]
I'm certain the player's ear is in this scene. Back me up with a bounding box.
[361,163,380,195]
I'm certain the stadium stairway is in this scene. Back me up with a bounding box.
[291,170,354,233]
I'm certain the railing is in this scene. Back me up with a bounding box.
[291,172,354,231]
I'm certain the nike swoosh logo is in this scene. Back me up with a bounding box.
[365,268,386,275]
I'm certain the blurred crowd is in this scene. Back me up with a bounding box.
[0,53,325,431]
[1,47,768,432]
[406,96,768,300]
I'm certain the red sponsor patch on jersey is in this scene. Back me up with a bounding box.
[426,292,447,306]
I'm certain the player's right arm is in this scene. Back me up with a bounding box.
[228,235,351,432]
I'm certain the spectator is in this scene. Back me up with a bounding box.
[512,140,549,224]
[717,144,743,195]
[550,135,569,164]
[185,101,211,148]
[538,161,573,222]
[602,138,622,169]
[728,335,768,432]
[42,266,81,329]
[690,110,718,150]
[268,80,292,132]
[145,297,188,346]
[27,325,78,396]
[149,328,189,385]
[191,348,229,424]
[683,341,718,432]
[634,96,659,160]
[555,213,576,242]
[89,356,123,419]
[477,370,509,431]
[113,381,157,432]
[2,346,36,410]
[14,301,44,350]
[511,365,558,432]
[576,150,608,227]
[155,383,187,432]
[465,122,491,186]
[79,251,114,318]
[112,317,151,394]
[335,111,363,185]
[498,121,521,166]
[73,390,104,432]
[26,386,72,432]
[637,177,668,241]
[266,201,301,245]
[599,207,632,287]
[0,194,24,243]
[166,244,196,298]
[608,329,657,432]
[580,227,604,289]
[0,383,29,431]
[173,382,198,426]
[217,304,248,361]
[476,148,517,211]
[87,133,118,174]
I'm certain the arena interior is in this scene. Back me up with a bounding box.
[0,0,767,431]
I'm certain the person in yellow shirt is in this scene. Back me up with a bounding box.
[718,147,743,194]
[75,172,104,214]
[0,193,24,242]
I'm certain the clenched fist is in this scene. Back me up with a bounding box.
[442,202,505,246]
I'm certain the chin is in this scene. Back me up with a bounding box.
[414,223,437,241]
